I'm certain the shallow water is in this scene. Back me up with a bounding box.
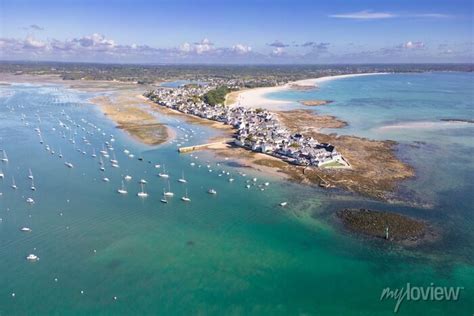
[0,79,472,315]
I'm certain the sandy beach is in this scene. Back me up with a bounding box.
[228,73,389,110]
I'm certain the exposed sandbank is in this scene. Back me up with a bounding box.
[227,73,389,110]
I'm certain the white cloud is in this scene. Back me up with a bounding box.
[193,38,214,54]
[23,36,47,49]
[329,10,396,20]
[232,44,252,54]
[401,41,425,49]
[272,47,285,56]
[329,10,452,20]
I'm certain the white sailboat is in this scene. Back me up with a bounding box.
[117,180,128,194]
[1,150,8,163]
[137,183,148,198]
[110,152,118,165]
[160,189,168,203]
[30,178,36,191]
[28,168,34,180]
[99,156,105,171]
[0,169,4,179]
[11,176,17,189]
[158,165,169,178]
[207,188,217,195]
[181,189,191,202]
[58,149,63,158]
[164,181,174,197]
[92,148,97,158]
[177,171,187,183]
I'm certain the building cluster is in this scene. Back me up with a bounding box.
[146,85,347,167]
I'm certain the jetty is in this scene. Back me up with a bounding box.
[178,139,232,153]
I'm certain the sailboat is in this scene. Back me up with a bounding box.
[30,179,36,191]
[137,183,148,198]
[158,165,169,178]
[58,149,63,158]
[11,176,17,189]
[92,148,97,158]
[177,171,187,183]
[110,153,118,165]
[117,180,128,194]
[164,181,174,197]
[181,189,191,202]
[1,150,8,163]
[64,162,74,168]
[160,189,168,203]
[0,169,4,179]
[99,156,105,171]
[28,169,34,180]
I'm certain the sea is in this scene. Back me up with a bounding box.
[0,72,472,315]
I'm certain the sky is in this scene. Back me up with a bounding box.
[0,0,473,64]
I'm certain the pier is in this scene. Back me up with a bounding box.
[178,139,233,153]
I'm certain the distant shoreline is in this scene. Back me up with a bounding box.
[227,72,390,110]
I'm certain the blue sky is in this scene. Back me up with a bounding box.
[1,0,472,63]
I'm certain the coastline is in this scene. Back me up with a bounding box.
[0,73,175,146]
[227,72,389,109]
[2,72,416,203]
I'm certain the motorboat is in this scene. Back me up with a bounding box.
[26,254,39,261]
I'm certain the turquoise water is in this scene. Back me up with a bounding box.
[0,76,473,315]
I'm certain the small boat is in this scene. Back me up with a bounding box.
[0,169,4,178]
[124,175,132,181]
[228,178,234,182]
[117,180,128,194]
[177,171,187,183]
[160,189,168,203]
[92,148,97,158]
[245,184,250,189]
[124,149,130,154]
[207,189,217,195]
[30,179,36,191]
[26,254,39,261]
[154,164,161,169]
[111,163,119,168]
[139,179,147,184]
[1,150,8,163]
[252,177,257,182]
[58,149,63,158]
[103,177,110,182]
[158,165,169,178]
[110,153,118,165]
[20,227,32,232]
[264,182,270,186]
[64,162,74,168]
[164,181,174,196]
[279,202,288,207]
[181,189,191,202]
[26,196,35,204]
[28,169,34,180]
[11,176,17,189]
[137,183,148,198]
